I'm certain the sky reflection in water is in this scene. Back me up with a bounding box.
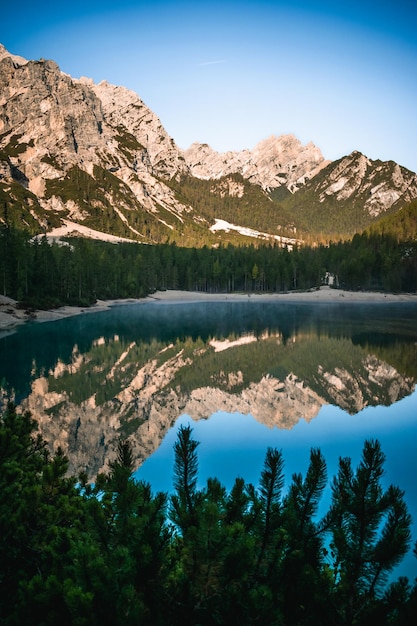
[137,386,417,581]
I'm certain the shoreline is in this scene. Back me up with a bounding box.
[1,287,417,335]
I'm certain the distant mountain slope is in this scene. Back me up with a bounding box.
[1,43,416,244]
[184,134,329,192]
[279,152,417,236]
[366,198,417,241]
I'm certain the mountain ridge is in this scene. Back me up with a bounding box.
[1,43,416,244]
[183,134,329,192]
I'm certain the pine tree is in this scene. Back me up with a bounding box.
[324,439,412,625]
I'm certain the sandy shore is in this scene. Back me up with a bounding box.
[1,287,416,334]
[0,295,117,335]
[146,287,417,305]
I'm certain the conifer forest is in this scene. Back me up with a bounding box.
[1,225,416,310]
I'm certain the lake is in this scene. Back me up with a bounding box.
[1,298,416,579]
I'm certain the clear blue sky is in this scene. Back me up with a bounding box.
[1,0,417,171]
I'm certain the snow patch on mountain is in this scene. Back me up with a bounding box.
[210,219,297,246]
[46,220,140,244]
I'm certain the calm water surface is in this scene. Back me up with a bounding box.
[1,299,416,579]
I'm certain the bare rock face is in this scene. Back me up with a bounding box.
[318,354,413,414]
[0,52,105,172]
[0,45,192,236]
[20,370,324,477]
[182,373,323,429]
[0,45,185,181]
[316,151,417,218]
[0,43,28,66]
[86,79,187,179]
[183,143,252,180]
[184,134,329,191]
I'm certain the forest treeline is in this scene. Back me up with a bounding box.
[1,402,417,625]
[366,199,417,242]
[1,225,416,309]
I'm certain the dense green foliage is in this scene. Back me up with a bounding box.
[366,199,417,241]
[327,232,417,293]
[1,403,416,624]
[1,224,416,310]
[0,179,60,233]
[278,156,414,237]
[167,173,297,239]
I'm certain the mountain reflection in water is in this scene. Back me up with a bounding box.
[0,301,416,479]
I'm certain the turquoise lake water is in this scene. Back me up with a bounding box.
[1,299,416,580]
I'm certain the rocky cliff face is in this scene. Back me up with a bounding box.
[85,78,187,179]
[313,151,417,218]
[0,52,105,187]
[22,372,324,477]
[282,151,417,231]
[0,44,194,238]
[184,134,329,192]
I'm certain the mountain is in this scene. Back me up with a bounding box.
[0,44,198,243]
[183,134,329,192]
[366,198,417,241]
[1,43,416,244]
[278,151,417,236]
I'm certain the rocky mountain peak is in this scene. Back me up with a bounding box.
[0,48,185,181]
[0,51,110,202]
[85,78,187,179]
[18,329,414,478]
[184,133,329,191]
[316,150,417,218]
[0,44,28,67]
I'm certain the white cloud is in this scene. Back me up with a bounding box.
[195,59,226,66]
